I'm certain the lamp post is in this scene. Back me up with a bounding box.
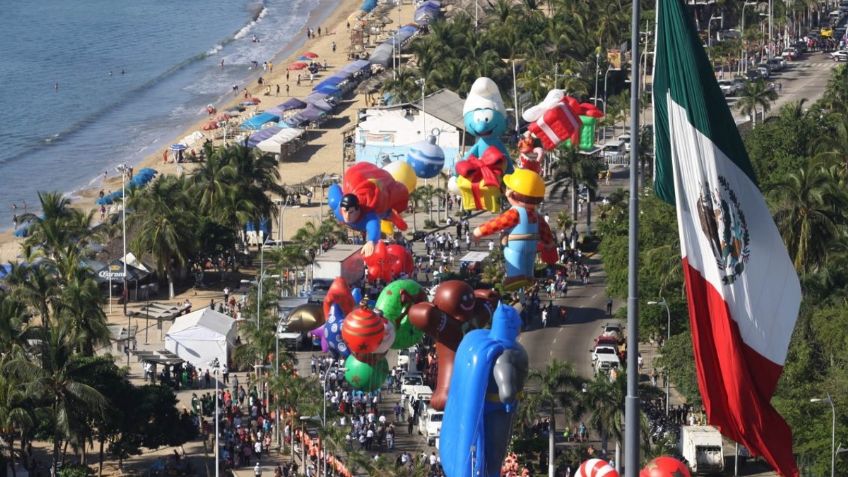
[593,50,601,107]
[768,0,773,60]
[647,298,671,415]
[210,358,221,477]
[116,163,131,367]
[810,393,835,477]
[741,2,759,75]
[416,78,426,138]
[321,366,344,477]
[707,15,723,50]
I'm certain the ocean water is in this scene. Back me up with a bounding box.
[0,0,338,224]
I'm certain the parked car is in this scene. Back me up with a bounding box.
[594,354,621,376]
[756,63,771,79]
[617,133,631,152]
[767,57,786,71]
[831,50,848,62]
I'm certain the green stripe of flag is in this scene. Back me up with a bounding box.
[653,0,758,205]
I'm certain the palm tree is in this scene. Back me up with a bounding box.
[382,68,423,105]
[5,321,107,476]
[0,375,33,477]
[415,185,439,223]
[770,165,846,274]
[549,146,602,225]
[583,372,624,454]
[57,266,110,355]
[523,361,586,476]
[736,79,778,127]
[19,192,93,260]
[408,188,429,233]
[128,175,197,298]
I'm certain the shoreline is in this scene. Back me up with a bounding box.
[0,0,415,265]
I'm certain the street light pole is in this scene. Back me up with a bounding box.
[648,299,671,415]
[117,164,131,367]
[211,359,220,477]
[741,2,758,75]
[594,51,601,107]
[768,0,773,60]
[810,393,836,477]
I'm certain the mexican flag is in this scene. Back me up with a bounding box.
[652,1,801,476]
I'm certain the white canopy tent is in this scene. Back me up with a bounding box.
[256,128,305,153]
[164,308,236,368]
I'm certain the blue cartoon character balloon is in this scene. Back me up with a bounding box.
[439,303,529,477]
[455,77,513,213]
[406,134,445,179]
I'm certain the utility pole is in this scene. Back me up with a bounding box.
[625,0,641,474]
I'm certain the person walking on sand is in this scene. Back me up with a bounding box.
[276,84,280,96]
[285,84,290,96]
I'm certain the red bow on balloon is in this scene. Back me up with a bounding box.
[456,146,505,187]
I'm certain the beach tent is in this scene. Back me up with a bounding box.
[241,112,281,131]
[279,98,307,110]
[94,258,151,285]
[256,128,305,154]
[360,0,377,12]
[0,263,11,280]
[247,127,283,148]
[164,308,236,368]
[394,25,419,44]
[369,43,395,67]
[179,131,205,148]
[314,76,346,91]
[313,84,342,97]
[339,59,371,76]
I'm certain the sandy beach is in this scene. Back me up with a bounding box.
[0,1,420,265]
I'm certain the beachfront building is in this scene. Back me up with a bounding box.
[353,89,472,171]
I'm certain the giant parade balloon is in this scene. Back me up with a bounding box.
[344,354,390,392]
[283,303,324,331]
[383,160,418,192]
[406,134,445,179]
[374,279,427,350]
[577,458,619,477]
[341,307,386,355]
[640,457,691,477]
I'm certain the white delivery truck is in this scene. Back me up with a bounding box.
[679,425,725,474]
[309,244,365,302]
[418,408,444,446]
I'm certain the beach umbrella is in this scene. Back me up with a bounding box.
[169,144,187,151]
[303,52,319,58]
[250,97,261,104]
[215,113,231,122]
[298,56,312,61]
[288,62,308,70]
[202,120,219,131]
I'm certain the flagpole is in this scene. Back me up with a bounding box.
[625,0,641,474]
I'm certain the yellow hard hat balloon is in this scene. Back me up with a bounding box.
[384,161,417,192]
[503,169,545,198]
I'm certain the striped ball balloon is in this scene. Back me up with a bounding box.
[341,307,386,355]
[577,459,619,477]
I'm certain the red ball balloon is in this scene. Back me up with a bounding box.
[341,308,386,355]
[640,456,691,477]
[386,244,414,277]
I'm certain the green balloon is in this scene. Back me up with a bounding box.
[344,355,390,392]
[375,279,426,350]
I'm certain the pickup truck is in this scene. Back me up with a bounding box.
[592,345,620,365]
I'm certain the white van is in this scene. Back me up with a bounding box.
[405,385,433,417]
[418,408,444,446]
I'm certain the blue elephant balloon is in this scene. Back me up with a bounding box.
[324,303,351,359]
[406,135,445,179]
[439,302,529,477]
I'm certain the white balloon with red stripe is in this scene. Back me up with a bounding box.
[577,458,619,477]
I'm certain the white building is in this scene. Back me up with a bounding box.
[354,89,473,171]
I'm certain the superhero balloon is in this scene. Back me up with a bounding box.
[640,457,691,477]
[406,134,445,179]
[577,459,620,477]
[439,303,528,477]
[455,77,512,212]
[409,281,498,410]
[363,242,414,283]
[328,162,409,257]
[374,279,427,350]
[341,307,386,355]
[344,354,390,392]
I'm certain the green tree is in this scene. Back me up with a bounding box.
[583,373,624,453]
[736,79,778,127]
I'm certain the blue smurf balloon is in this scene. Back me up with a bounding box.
[406,135,445,179]
[325,303,350,358]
